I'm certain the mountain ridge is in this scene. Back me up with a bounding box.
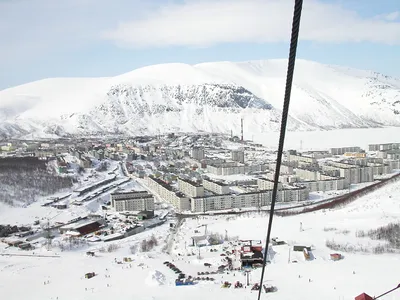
[1,59,399,140]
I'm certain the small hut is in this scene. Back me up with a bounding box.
[330,253,342,261]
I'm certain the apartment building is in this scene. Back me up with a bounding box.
[111,191,154,212]
[296,178,346,192]
[177,177,204,197]
[207,162,263,176]
[202,178,231,194]
[369,143,400,152]
[264,172,300,184]
[322,163,374,185]
[288,154,317,165]
[257,177,283,190]
[231,150,245,163]
[268,163,294,174]
[145,176,190,211]
[330,146,361,155]
[191,191,272,213]
[191,187,309,213]
[190,147,205,161]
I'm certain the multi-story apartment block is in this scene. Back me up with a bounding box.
[330,147,361,155]
[268,163,294,174]
[190,147,205,161]
[111,191,154,212]
[231,150,245,163]
[203,178,231,194]
[296,178,346,192]
[145,176,190,211]
[257,177,283,190]
[206,162,263,176]
[190,186,309,213]
[323,162,374,185]
[368,143,400,152]
[177,178,204,197]
[288,154,317,165]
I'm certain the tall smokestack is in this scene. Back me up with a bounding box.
[241,118,243,141]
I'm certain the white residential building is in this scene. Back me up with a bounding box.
[111,191,154,212]
[190,147,205,161]
[288,154,317,164]
[145,176,190,211]
[206,162,263,176]
[231,150,245,163]
[177,178,204,197]
[257,177,283,190]
[330,146,361,155]
[296,178,346,192]
[203,178,231,194]
[191,187,309,213]
[268,163,294,174]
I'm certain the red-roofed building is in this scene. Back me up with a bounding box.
[355,293,374,300]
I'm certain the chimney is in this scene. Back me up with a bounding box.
[241,118,243,142]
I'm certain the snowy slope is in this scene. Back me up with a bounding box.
[1,178,400,300]
[1,59,399,139]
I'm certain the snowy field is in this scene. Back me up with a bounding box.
[253,127,400,151]
[1,178,400,299]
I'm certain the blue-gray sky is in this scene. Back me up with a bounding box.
[0,0,399,90]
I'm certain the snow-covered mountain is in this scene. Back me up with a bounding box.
[1,59,399,139]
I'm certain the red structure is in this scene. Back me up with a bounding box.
[355,293,374,300]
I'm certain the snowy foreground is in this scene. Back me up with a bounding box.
[1,180,400,300]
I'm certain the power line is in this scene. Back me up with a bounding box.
[256,1,304,299]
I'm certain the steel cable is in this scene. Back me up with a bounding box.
[257,1,304,299]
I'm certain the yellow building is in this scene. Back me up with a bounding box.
[344,152,366,158]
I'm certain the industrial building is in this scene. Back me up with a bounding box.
[202,178,231,194]
[190,147,205,161]
[111,190,154,212]
[231,149,245,163]
[177,177,204,197]
[145,176,190,211]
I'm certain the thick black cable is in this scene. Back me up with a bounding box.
[257,1,303,299]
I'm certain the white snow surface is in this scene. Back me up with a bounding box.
[145,270,167,286]
[1,178,400,299]
[1,59,399,139]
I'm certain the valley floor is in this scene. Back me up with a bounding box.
[1,179,400,300]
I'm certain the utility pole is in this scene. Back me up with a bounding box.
[244,269,251,286]
[44,219,52,251]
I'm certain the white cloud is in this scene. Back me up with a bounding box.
[385,11,399,21]
[102,0,400,48]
